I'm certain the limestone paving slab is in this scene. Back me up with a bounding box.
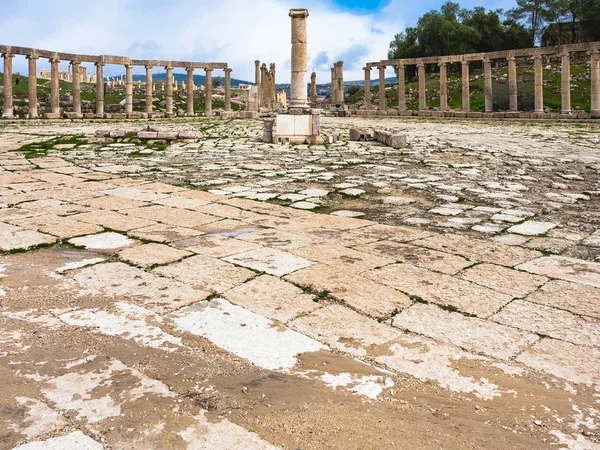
[124,205,219,228]
[72,210,157,231]
[127,223,203,243]
[118,243,192,268]
[223,247,313,277]
[75,195,150,211]
[68,232,135,250]
[492,300,600,348]
[284,263,412,318]
[100,186,171,202]
[237,228,315,250]
[11,214,103,239]
[393,303,538,360]
[224,274,320,323]
[154,254,255,293]
[172,234,261,258]
[524,280,600,319]
[13,431,104,450]
[289,304,401,357]
[517,338,600,387]
[0,222,57,251]
[516,256,600,288]
[171,298,326,371]
[291,244,396,273]
[368,263,513,318]
[507,221,557,236]
[458,263,548,297]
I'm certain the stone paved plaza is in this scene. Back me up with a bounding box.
[1,116,600,449]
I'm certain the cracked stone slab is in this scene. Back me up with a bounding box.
[171,298,326,370]
[173,234,262,257]
[118,243,192,267]
[0,222,57,251]
[124,205,219,228]
[368,263,513,318]
[393,303,538,360]
[516,256,600,288]
[288,304,401,357]
[11,214,103,239]
[507,221,557,236]
[458,263,548,297]
[72,210,157,232]
[69,232,135,250]
[237,228,315,250]
[524,280,600,319]
[285,263,412,318]
[224,274,320,323]
[223,247,313,277]
[127,223,203,243]
[492,300,600,348]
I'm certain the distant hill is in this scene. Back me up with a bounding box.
[129,72,253,88]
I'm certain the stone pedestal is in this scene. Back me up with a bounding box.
[508,55,518,111]
[363,66,371,109]
[417,62,426,111]
[289,8,310,111]
[439,62,447,111]
[204,68,213,116]
[165,66,174,117]
[186,68,194,116]
[561,52,571,114]
[71,61,82,117]
[26,55,38,118]
[483,58,493,113]
[50,58,60,115]
[397,64,405,111]
[95,62,105,117]
[533,55,543,113]
[378,65,386,111]
[145,66,153,115]
[225,68,232,112]
[125,64,133,115]
[461,60,470,111]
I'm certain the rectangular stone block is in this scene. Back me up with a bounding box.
[157,131,178,140]
[43,113,61,119]
[137,131,158,139]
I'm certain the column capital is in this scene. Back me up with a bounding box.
[71,60,81,66]
[507,56,516,62]
[26,55,39,61]
[289,8,309,19]
[461,60,469,65]
[378,64,386,69]
[2,53,15,59]
[416,61,425,68]
[164,65,173,70]
[185,67,194,73]
[483,58,491,64]
[49,57,60,64]
[532,54,542,60]
[225,68,232,73]
[589,48,600,56]
[204,68,213,73]
[145,65,153,70]
[255,60,260,65]
[125,64,133,69]
[560,51,570,58]
[438,61,446,67]
[95,62,105,67]
[363,66,370,71]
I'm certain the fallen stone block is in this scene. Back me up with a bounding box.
[137,131,159,139]
[349,128,373,141]
[157,131,179,140]
[109,130,125,138]
[373,128,407,149]
[178,131,203,140]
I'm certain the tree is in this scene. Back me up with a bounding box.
[213,76,223,88]
[507,0,559,45]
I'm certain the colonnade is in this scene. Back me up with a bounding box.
[0,45,231,118]
[364,41,600,116]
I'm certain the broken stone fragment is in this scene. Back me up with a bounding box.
[349,128,373,141]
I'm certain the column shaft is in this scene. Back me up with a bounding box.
[418,63,426,111]
[461,61,470,111]
[2,53,14,118]
[145,66,153,114]
[508,56,518,111]
[125,64,133,115]
[310,71,317,105]
[483,58,493,113]
[186,68,194,115]
[72,61,81,116]
[225,68,232,112]
[27,56,38,118]
[289,8,310,111]
[205,68,212,116]
[95,63,104,117]
[363,66,371,109]
[533,55,544,113]
[50,58,60,115]
[254,60,261,106]
[165,66,173,116]
[439,62,447,111]
[561,52,571,114]
[397,64,405,111]
[591,49,600,114]
[330,67,336,104]
[378,64,386,111]
[336,61,344,104]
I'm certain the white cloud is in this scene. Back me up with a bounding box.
[0,0,404,83]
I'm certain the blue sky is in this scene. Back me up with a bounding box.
[0,0,518,83]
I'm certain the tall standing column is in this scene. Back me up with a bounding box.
[484,58,493,113]
[289,8,310,111]
[26,55,38,118]
[71,61,82,117]
[186,67,194,116]
[378,64,386,111]
[224,68,232,112]
[418,62,426,111]
[270,63,276,108]
[330,67,336,104]
[336,61,344,104]
[2,53,14,118]
[461,60,470,111]
[533,55,544,113]
[363,66,371,109]
[560,52,571,114]
[397,64,405,111]
[125,64,133,115]
[254,60,261,107]
[145,66,153,115]
[508,55,518,111]
[95,62,105,117]
[50,58,60,115]
[310,71,317,105]
[204,68,212,116]
[165,66,173,116]
[591,49,600,114]
[439,61,447,111]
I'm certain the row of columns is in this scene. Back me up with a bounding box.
[1,52,231,118]
[366,49,600,114]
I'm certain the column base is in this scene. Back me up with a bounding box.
[28,114,39,119]
[561,110,572,115]
[127,113,143,119]
[1,113,15,119]
[64,112,83,119]
[43,113,61,119]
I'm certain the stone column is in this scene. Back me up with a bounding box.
[254,60,261,106]
[204,68,212,116]
[289,8,310,111]
[125,64,133,115]
[591,49,600,114]
[186,67,194,116]
[71,61,82,116]
[310,71,317,105]
[50,58,60,115]
[260,64,268,107]
[145,66,153,114]
[397,64,405,111]
[439,61,447,111]
[533,55,544,113]
[225,68,232,111]
[363,66,371,109]
[2,53,14,118]
[561,52,571,114]
[336,61,344,104]
[270,63,276,108]
[165,66,173,116]
[483,58,493,113]
[461,60,470,111]
[378,64,386,111]
[95,62,104,117]
[418,62,426,111]
[26,55,38,118]
[330,67,336,104]
[508,55,518,111]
